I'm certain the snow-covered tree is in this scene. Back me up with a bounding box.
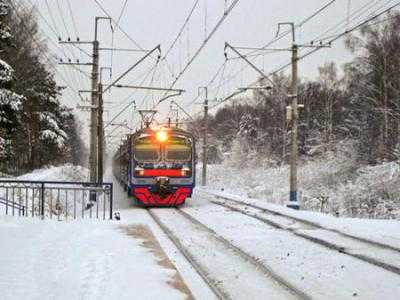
[0,1,86,174]
[0,0,23,163]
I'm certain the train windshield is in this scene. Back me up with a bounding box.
[133,137,160,162]
[165,136,192,162]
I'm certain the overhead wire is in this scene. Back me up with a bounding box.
[92,0,176,80]
[312,0,391,42]
[210,0,400,113]
[104,63,160,129]
[222,0,391,101]
[66,0,79,38]
[155,0,241,106]
[39,0,86,92]
[182,0,338,112]
[34,1,82,93]
[110,0,129,81]
[9,0,82,106]
[162,0,199,60]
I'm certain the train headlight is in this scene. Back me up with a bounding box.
[156,130,168,142]
[134,167,145,177]
[181,167,191,177]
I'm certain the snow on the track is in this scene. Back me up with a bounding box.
[183,191,400,300]
[202,188,400,249]
[150,208,299,300]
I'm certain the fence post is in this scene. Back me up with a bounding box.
[40,182,45,219]
[109,184,113,220]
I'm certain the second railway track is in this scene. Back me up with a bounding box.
[204,192,400,277]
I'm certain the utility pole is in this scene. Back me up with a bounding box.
[289,44,299,209]
[97,82,104,184]
[199,87,208,186]
[89,37,99,183]
[276,22,299,210]
[89,16,110,183]
[59,16,111,183]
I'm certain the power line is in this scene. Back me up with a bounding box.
[116,0,129,26]
[210,1,400,112]
[66,0,79,39]
[182,0,338,111]
[37,0,86,91]
[92,0,177,79]
[104,63,160,129]
[92,0,145,51]
[55,0,71,38]
[313,0,391,42]
[9,0,82,105]
[163,0,199,60]
[156,0,241,106]
[109,0,130,80]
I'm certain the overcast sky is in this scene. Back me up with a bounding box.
[24,0,398,146]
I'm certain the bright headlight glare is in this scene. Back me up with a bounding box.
[156,130,168,142]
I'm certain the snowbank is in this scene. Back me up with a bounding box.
[14,164,88,182]
[0,165,90,217]
[203,143,400,219]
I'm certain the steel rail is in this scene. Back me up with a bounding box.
[174,208,311,300]
[206,194,400,276]
[147,208,229,300]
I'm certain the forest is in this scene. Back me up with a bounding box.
[199,12,400,167]
[191,12,400,218]
[0,0,87,175]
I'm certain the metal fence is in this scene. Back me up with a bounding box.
[0,180,113,220]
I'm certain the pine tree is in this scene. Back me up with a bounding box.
[0,0,24,172]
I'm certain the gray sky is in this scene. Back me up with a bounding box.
[26,0,397,147]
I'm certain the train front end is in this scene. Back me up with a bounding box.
[128,128,196,206]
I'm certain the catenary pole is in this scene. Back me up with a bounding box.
[279,22,300,210]
[200,87,208,186]
[97,82,104,184]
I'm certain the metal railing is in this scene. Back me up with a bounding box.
[0,180,113,220]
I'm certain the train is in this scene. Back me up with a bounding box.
[113,126,196,206]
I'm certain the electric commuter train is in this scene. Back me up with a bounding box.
[113,127,196,206]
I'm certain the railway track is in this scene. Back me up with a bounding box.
[204,192,400,277]
[147,207,311,300]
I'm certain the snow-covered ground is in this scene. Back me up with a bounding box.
[0,165,213,300]
[1,163,400,299]
[0,216,190,300]
[200,188,400,249]
[14,164,89,182]
[205,143,400,219]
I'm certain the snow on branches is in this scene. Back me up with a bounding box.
[39,113,68,148]
[0,59,12,83]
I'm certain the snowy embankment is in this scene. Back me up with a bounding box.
[204,142,400,219]
[0,165,198,300]
[14,164,89,182]
[0,165,89,216]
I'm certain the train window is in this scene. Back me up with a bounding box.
[165,137,192,161]
[135,148,160,161]
[133,137,160,162]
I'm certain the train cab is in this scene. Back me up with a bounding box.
[121,127,196,206]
